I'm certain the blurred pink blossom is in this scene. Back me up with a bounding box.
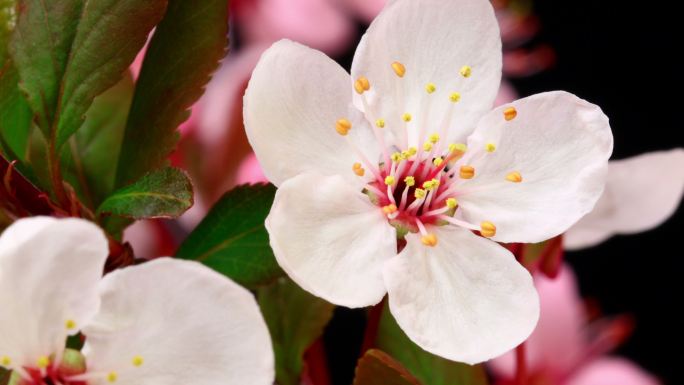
[232,0,355,55]
[489,264,660,385]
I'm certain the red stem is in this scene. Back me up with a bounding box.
[515,342,528,385]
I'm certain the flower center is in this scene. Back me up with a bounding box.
[337,62,523,246]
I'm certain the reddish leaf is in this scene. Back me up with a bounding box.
[353,349,423,385]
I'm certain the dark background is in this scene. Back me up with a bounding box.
[238,1,683,383]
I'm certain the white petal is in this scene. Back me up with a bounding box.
[266,173,396,308]
[564,148,684,250]
[82,258,274,385]
[456,91,613,243]
[351,0,502,146]
[383,225,539,364]
[244,39,379,187]
[0,217,107,368]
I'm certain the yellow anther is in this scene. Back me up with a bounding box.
[382,204,398,214]
[429,133,440,143]
[414,188,426,199]
[354,77,370,94]
[422,179,439,190]
[446,198,458,209]
[400,150,411,160]
[431,178,440,187]
[421,233,438,247]
[504,106,517,121]
[480,221,497,238]
[449,92,461,102]
[37,356,50,369]
[391,61,406,78]
[132,355,144,367]
[402,113,412,122]
[391,152,402,162]
[408,147,417,156]
[485,143,496,153]
[459,165,475,179]
[425,83,437,94]
[404,176,415,186]
[460,65,472,78]
[335,118,352,136]
[506,171,523,183]
[1,356,11,366]
[375,119,385,128]
[433,157,444,167]
[449,143,467,153]
[423,142,433,152]
[107,371,118,382]
[352,162,365,177]
[384,176,396,186]
[65,319,76,330]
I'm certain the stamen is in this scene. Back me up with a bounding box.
[506,171,523,183]
[132,356,144,367]
[354,77,371,94]
[335,118,352,136]
[37,355,50,369]
[446,197,458,209]
[449,143,467,153]
[480,221,497,237]
[421,233,438,247]
[433,157,443,167]
[391,61,406,77]
[485,143,496,152]
[352,162,365,176]
[503,106,517,121]
[425,82,437,94]
[384,176,396,186]
[1,356,10,367]
[428,133,440,144]
[343,136,383,182]
[107,371,118,382]
[423,206,450,217]
[382,204,398,214]
[402,113,412,122]
[459,65,472,78]
[423,142,433,152]
[459,165,475,179]
[439,215,480,231]
[375,119,385,128]
[404,176,415,186]
[65,319,77,330]
[414,188,426,199]
[449,92,461,102]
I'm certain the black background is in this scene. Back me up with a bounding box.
[239,1,684,383]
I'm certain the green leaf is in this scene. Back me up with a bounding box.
[61,72,134,208]
[258,277,335,385]
[353,349,423,385]
[0,0,31,161]
[175,184,283,288]
[115,0,229,187]
[0,0,16,63]
[97,167,193,219]
[9,0,167,151]
[376,302,489,385]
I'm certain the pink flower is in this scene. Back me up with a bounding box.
[489,264,660,385]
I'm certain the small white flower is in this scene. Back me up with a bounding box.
[244,0,612,364]
[0,217,274,385]
[564,148,684,250]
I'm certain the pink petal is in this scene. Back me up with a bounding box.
[490,264,587,378]
[567,357,660,385]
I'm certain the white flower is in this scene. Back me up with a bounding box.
[564,148,684,250]
[0,217,274,385]
[244,0,612,364]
